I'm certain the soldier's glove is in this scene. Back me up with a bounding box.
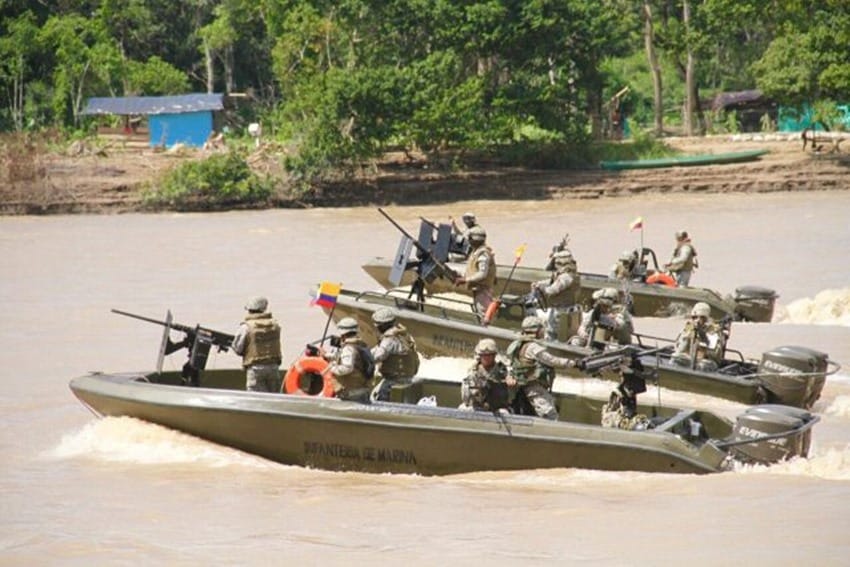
[305,344,320,357]
[329,335,341,348]
[575,359,586,371]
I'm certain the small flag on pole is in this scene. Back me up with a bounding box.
[514,243,527,261]
[629,216,644,231]
[311,281,341,308]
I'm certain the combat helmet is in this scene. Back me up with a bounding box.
[462,212,476,224]
[552,249,575,268]
[619,249,635,262]
[691,302,711,318]
[475,338,498,355]
[521,315,543,333]
[336,317,359,334]
[372,307,398,325]
[592,288,614,306]
[245,296,268,312]
[467,225,487,243]
[675,230,689,241]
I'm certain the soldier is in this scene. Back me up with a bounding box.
[569,287,633,349]
[610,249,639,281]
[664,230,698,287]
[231,296,283,392]
[672,302,726,371]
[325,317,375,402]
[369,308,420,402]
[531,249,581,341]
[506,316,576,420]
[460,338,515,412]
[453,225,496,315]
[600,359,652,431]
[448,212,480,261]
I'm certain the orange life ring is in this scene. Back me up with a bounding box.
[282,356,336,397]
[646,272,677,287]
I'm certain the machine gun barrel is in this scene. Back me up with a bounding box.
[577,345,667,374]
[377,208,458,281]
[111,309,235,350]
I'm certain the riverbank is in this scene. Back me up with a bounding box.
[1,133,847,215]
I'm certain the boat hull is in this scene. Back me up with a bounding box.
[599,149,769,171]
[70,371,733,475]
[361,257,777,322]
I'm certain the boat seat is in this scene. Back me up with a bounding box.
[654,410,697,433]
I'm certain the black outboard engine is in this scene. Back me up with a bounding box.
[727,405,817,465]
[758,346,829,409]
[733,286,778,322]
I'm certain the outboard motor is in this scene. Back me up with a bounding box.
[727,405,816,464]
[758,346,829,409]
[733,286,778,322]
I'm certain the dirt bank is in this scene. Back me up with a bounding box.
[1,134,847,215]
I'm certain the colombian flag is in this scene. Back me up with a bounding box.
[629,216,644,231]
[312,281,341,308]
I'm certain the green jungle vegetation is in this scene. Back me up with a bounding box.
[2,1,849,207]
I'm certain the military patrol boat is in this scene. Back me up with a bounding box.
[324,288,836,409]
[362,255,778,322]
[364,213,778,322]
[69,347,819,476]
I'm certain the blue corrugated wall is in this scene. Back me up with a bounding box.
[149,111,213,148]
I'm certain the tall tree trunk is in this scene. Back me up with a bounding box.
[643,1,663,136]
[203,39,215,93]
[683,0,696,136]
[224,45,234,93]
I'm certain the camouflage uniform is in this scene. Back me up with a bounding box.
[370,322,419,401]
[600,390,651,430]
[463,242,496,315]
[508,321,575,420]
[327,336,373,401]
[461,359,511,411]
[666,232,698,287]
[533,251,581,341]
[672,318,723,371]
[232,300,282,393]
[570,289,633,349]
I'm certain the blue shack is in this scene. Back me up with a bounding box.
[82,93,224,148]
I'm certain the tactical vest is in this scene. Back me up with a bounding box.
[507,338,554,386]
[377,325,420,380]
[465,245,497,291]
[673,243,698,271]
[681,320,720,362]
[241,313,282,367]
[546,267,581,307]
[330,337,374,392]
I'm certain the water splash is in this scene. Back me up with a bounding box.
[774,288,850,325]
[735,446,850,481]
[823,395,850,418]
[48,416,272,469]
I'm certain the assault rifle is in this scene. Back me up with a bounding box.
[544,233,570,271]
[111,309,235,387]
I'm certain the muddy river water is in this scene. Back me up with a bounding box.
[1,190,849,564]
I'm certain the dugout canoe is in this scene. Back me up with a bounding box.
[324,288,836,409]
[361,256,778,323]
[69,368,818,476]
[599,149,769,171]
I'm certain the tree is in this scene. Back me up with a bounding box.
[0,11,40,130]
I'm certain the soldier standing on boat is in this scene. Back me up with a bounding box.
[507,316,576,420]
[453,225,496,315]
[664,230,698,287]
[325,317,375,402]
[569,287,633,349]
[671,302,726,371]
[231,296,283,393]
[448,212,480,260]
[461,338,515,412]
[531,249,581,341]
[369,308,420,402]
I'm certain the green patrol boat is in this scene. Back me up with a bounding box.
[361,256,778,323]
[323,288,836,409]
[69,368,818,476]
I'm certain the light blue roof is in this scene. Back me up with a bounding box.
[82,93,224,116]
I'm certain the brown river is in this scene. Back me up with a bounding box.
[2,191,849,565]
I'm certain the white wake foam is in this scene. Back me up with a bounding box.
[774,288,850,325]
[49,416,272,468]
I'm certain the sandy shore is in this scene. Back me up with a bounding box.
[1,134,847,215]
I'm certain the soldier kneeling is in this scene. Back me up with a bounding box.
[460,339,514,412]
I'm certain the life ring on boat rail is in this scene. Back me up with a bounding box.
[646,272,677,287]
[282,356,335,398]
